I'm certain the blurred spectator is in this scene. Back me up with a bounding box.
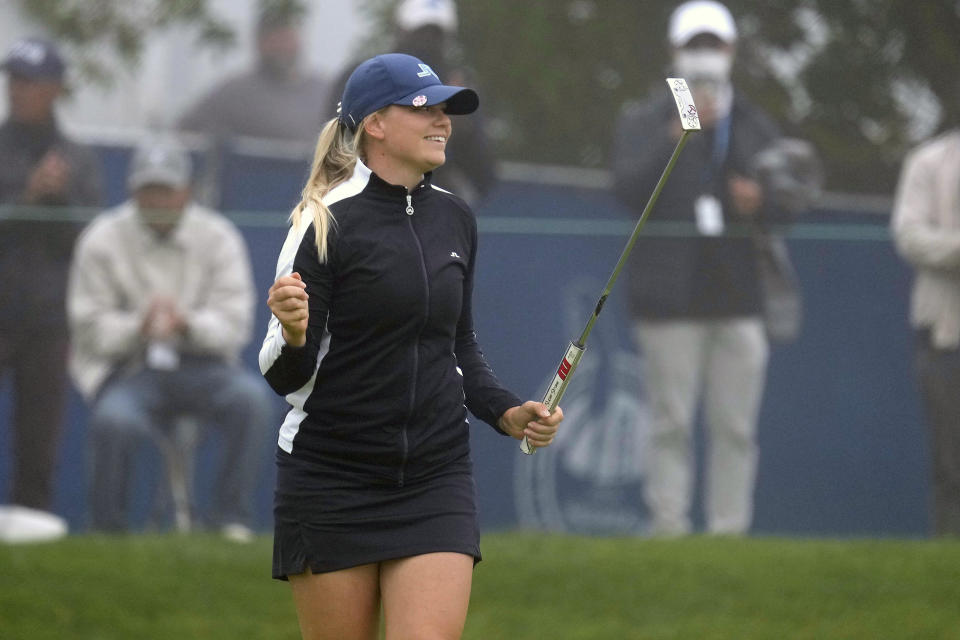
[891,130,960,537]
[67,136,271,539]
[0,37,101,521]
[393,0,460,80]
[326,0,497,204]
[612,1,791,536]
[177,1,330,142]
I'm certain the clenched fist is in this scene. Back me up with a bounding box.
[267,272,309,347]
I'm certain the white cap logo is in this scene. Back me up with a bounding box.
[9,40,47,66]
[412,95,428,107]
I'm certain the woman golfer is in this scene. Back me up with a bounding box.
[260,53,563,640]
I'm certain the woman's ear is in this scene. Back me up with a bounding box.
[363,111,387,141]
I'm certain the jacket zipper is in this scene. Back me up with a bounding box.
[400,192,430,486]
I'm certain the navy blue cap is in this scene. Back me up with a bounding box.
[339,53,478,131]
[2,38,65,81]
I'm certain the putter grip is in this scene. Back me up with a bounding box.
[519,341,585,455]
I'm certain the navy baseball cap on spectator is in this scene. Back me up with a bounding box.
[338,53,478,132]
[1,37,65,81]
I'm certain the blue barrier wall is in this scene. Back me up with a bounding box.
[0,148,928,537]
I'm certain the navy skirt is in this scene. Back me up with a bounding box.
[272,450,481,580]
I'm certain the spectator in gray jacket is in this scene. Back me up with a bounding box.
[67,136,271,539]
[0,37,101,522]
[177,2,330,142]
[892,130,960,536]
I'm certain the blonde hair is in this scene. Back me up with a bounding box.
[291,117,370,262]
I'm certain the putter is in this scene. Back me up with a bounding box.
[520,78,701,455]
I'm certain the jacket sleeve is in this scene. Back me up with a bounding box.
[259,223,335,396]
[183,218,256,357]
[891,143,960,273]
[729,103,793,227]
[70,142,103,209]
[67,222,143,361]
[454,215,523,434]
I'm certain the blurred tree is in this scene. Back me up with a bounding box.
[733,0,960,194]
[30,0,953,195]
[355,0,958,195]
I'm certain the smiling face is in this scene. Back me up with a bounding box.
[362,103,452,189]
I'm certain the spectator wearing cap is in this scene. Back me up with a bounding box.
[0,37,101,524]
[611,1,794,536]
[326,0,497,205]
[67,136,272,538]
[261,52,562,637]
[177,1,331,143]
[393,0,460,80]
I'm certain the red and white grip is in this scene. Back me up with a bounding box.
[520,341,585,455]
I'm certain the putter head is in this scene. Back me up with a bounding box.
[666,78,701,131]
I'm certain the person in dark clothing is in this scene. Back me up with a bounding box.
[612,1,788,536]
[0,37,101,517]
[325,0,497,205]
[261,53,563,640]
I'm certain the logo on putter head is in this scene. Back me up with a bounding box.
[667,78,701,131]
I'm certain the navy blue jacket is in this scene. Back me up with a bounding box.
[612,92,784,319]
[259,161,519,487]
[0,119,101,331]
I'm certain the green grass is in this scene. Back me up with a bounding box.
[2,533,959,639]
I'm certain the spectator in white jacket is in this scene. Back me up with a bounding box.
[891,129,960,537]
[67,136,271,538]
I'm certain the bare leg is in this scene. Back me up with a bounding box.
[380,552,474,640]
[288,564,381,640]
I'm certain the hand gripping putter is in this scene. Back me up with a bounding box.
[520,78,701,455]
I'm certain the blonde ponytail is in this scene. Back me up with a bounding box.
[290,117,367,262]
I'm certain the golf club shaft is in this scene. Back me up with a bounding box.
[520,129,693,455]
